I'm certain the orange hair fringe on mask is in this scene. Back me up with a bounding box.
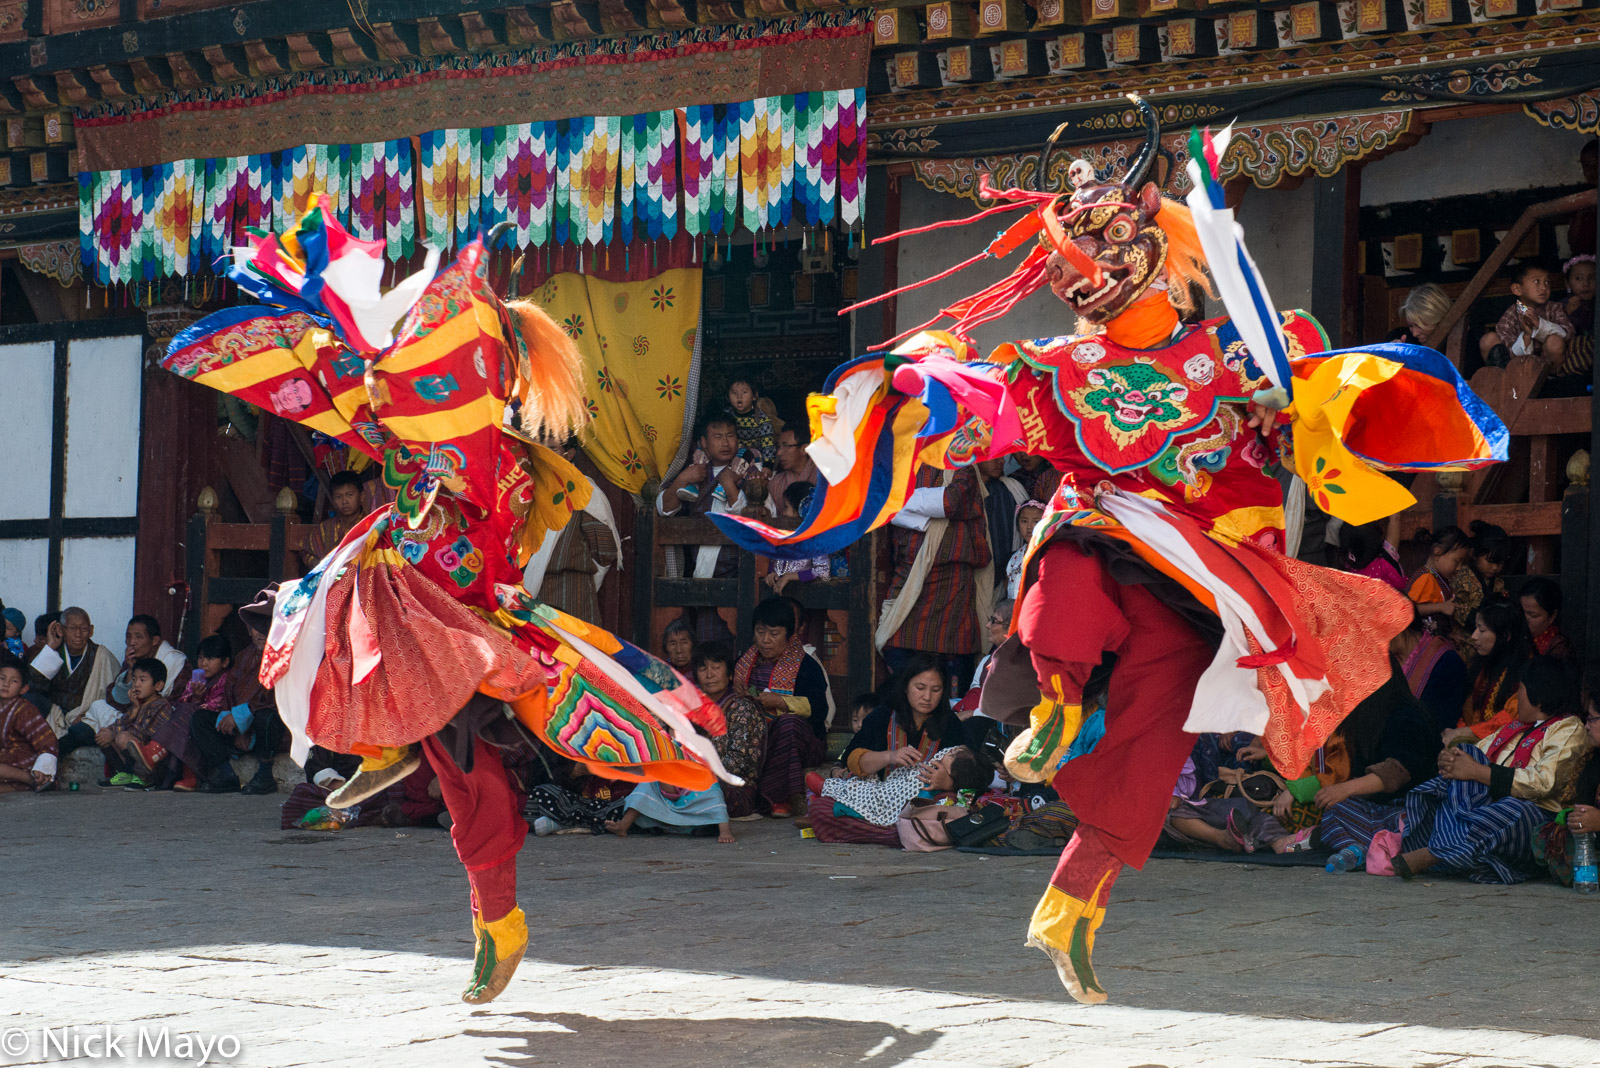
[504,300,591,441]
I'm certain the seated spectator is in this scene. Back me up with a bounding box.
[81,615,189,735]
[159,635,239,792]
[605,780,735,843]
[0,661,56,792]
[1395,657,1589,883]
[765,483,832,594]
[26,613,54,662]
[303,470,368,566]
[1304,668,1444,864]
[1534,671,1600,889]
[1519,577,1575,662]
[190,628,281,795]
[282,750,446,831]
[658,413,750,644]
[1405,527,1470,637]
[1393,621,1469,738]
[2,607,24,660]
[767,423,819,505]
[1006,501,1046,601]
[737,596,831,818]
[817,745,988,828]
[692,641,766,819]
[1339,521,1405,592]
[27,607,122,758]
[1478,260,1571,370]
[661,618,695,676]
[1447,598,1533,745]
[1164,778,1300,855]
[1389,283,1451,346]
[844,652,969,779]
[977,459,1025,593]
[1452,522,1511,653]
[1546,254,1595,397]
[95,657,176,790]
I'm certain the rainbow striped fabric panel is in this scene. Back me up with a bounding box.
[79,140,411,286]
[80,90,866,283]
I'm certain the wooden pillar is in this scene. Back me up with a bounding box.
[1589,155,1600,670]
[1309,167,1358,348]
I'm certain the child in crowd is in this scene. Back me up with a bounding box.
[1406,526,1470,636]
[2,608,25,660]
[1339,520,1405,592]
[817,745,990,827]
[1005,501,1046,600]
[96,657,175,789]
[765,483,832,593]
[1548,254,1596,397]
[1482,261,1571,369]
[0,662,56,792]
[303,470,367,566]
[727,378,777,468]
[606,780,735,843]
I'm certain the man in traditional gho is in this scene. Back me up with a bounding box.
[715,97,1507,1005]
[163,206,734,1005]
[27,607,121,757]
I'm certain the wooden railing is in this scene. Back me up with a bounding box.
[635,511,876,730]
[180,486,308,654]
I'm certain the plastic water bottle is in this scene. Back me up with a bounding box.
[1325,844,1366,873]
[1573,832,1598,894]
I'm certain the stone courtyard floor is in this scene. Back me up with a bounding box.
[3,789,1599,1068]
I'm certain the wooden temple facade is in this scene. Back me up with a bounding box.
[1,0,1598,688]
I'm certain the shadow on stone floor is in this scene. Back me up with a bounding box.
[463,1010,942,1067]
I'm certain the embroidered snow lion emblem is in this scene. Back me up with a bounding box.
[1080,364,1190,436]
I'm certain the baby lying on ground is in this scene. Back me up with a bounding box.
[819,746,990,826]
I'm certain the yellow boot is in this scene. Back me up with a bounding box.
[1004,678,1082,784]
[462,906,529,1005]
[326,744,421,808]
[1025,871,1114,1005]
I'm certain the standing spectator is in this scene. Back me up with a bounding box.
[726,378,777,468]
[735,597,831,819]
[302,470,368,567]
[226,628,284,795]
[977,459,1025,591]
[767,424,819,506]
[1519,578,1575,662]
[1013,455,1062,504]
[1479,261,1571,370]
[0,662,56,792]
[27,607,121,758]
[1006,502,1046,601]
[877,465,991,693]
[527,440,621,626]
[1569,140,1597,257]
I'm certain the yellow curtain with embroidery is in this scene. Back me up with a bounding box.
[532,269,701,494]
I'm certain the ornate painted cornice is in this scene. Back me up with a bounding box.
[911,109,1418,202]
[1526,91,1600,134]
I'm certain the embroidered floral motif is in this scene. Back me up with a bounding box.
[435,535,485,588]
[1306,454,1347,511]
[651,285,675,311]
[655,374,682,400]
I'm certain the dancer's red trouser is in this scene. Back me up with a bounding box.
[421,735,526,922]
[1018,543,1214,900]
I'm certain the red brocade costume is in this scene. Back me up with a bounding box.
[164,206,733,1004]
[713,102,1505,1003]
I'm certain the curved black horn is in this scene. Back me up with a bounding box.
[1037,121,1072,193]
[1123,93,1160,190]
[487,220,515,250]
